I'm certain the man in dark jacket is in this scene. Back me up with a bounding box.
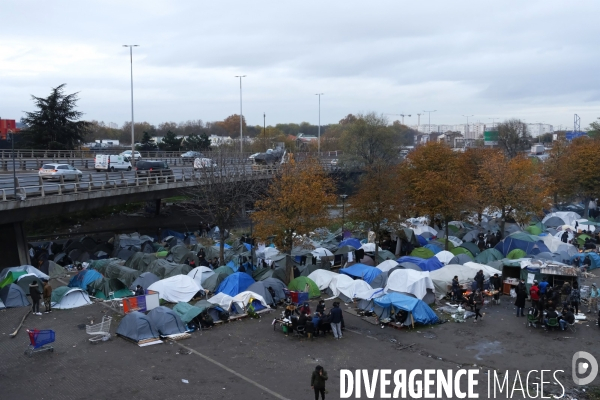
[135,285,145,297]
[515,279,527,317]
[474,270,485,292]
[329,302,343,339]
[29,281,42,316]
[43,280,53,313]
[311,365,328,400]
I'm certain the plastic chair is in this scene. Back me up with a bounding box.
[567,322,576,333]
[545,317,560,331]
[526,314,538,328]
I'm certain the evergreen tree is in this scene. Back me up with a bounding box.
[158,130,182,151]
[138,131,157,151]
[183,132,211,151]
[20,84,90,149]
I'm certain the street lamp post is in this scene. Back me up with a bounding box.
[10,130,16,199]
[235,75,246,154]
[423,110,437,134]
[263,112,266,150]
[315,93,323,155]
[462,115,474,149]
[123,45,139,166]
[340,194,348,233]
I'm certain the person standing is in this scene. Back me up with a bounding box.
[474,270,485,292]
[538,277,549,296]
[451,276,460,302]
[43,280,52,314]
[311,365,328,400]
[569,283,581,315]
[329,302,343,339]
[29,280,42,316]
[529,281,540,311]
[515,279,527,317]
[588,283,598,313]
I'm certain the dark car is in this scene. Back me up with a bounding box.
[135,160,173,177]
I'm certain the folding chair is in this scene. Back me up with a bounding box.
[294,325,305,339]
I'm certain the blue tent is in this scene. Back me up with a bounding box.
[424,244,442,255]
[416,235,427,246]
[494,234,550,257]
[571,253,600,270]
[339,238,362,249]
[216,272,255,296]
[68,269,103,291]
[373,292,439,325]
[161,229,185,240]
[340,263,383,284]
[396,256,443,272]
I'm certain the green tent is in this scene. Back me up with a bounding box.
[376,250,397,263]
[287,276,321,299]
[577,234,592,246]
[51,286,71,303]
[410,247,435,259]
[525,222,544,236]
[458,242,480,257]
[450,247,473,258]
[507,249,527,260]
[430,239,455,250]
[173,302,203,324]
[213,266,234,277]
[0,270,27,289]
[474,248,504,264]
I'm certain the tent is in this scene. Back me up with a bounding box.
[434,251,455,265]
[410,247,435,259]
[329,277,373,303]
[474,248,504,264]
[0,265,49,282]
[287,276,321,299]
[458,242,480,257]
[214,265,235,277]
[0,284,29,307]
[126,252,157,272]
[51,286,92,309]
[339,238,361,249]
[416,235,427,246]
[355,287,385,311]
[429,264,492,299]
[525,224,543,235]
[69,269,103,291]
[188,266,215,287]
[430,239,455,250]
[412,225,438,237]
[148,275,200,303]
[385,269,435,303]
[373,292,439,325]
[326,274,354,298]
[173,302,204,324]
[507,249,527,259]
[542,211,581,228]
[541,235,578,256]
[203,272,229,293]
[216,272,255,297]
[0,270,27,289]
[15,274,44,296]
[375,250,397,264]
[147,306,187,336]
[450,247,473,258]
[261,278,287,302]
[360,243,382,252]
[398,262,422,272]
[448,254,473,265]
[116,311,160,342]
[376,260,401,273]
[247,281,276,306]
[307,270,339,290]
[104,264,140,288]
[169,245,199,266]
[146,259,192,279]
[207,293,235,313]
[129,272,160,291]
[424,243,442,255]
[396,256,443,272]
[232,291,270,312]
[48,261,68,279]
[572,253,600,270]
[340,263,383,284]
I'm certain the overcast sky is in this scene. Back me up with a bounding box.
[2,0,599,129]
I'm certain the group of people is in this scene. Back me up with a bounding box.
[192,248,220,270]
[472,231,503,252]
[284,300,345,340]
[28,279,53,315]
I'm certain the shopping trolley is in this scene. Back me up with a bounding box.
[24,329,55,357]
[86,316,112,343]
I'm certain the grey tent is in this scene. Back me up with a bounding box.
[369,273,388,289]
[79,236,98,252]
[194,300,222,321]
[203,272,229,293]
[146,259,192,279]
[252,267,272,281]
[261,278,287,303]
[543,216,566,228]
[116,311,160,342]
[104,264,140,288]
[399,262,422,271]
[48,261,68,279]
[272,266,290,285]
[129,272,160,291]
[448,254,473,265]
[376,250,397,264]
[141,241,155,253]
[147,306,186,336]
[126,253,157,272]
[170,245,198,265]
[0,284,30,308]
[117,248,135,261]
[246,281,275,306]
[15,274,44,297]
[164,236,179,249]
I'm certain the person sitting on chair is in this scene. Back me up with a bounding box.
[312,313,321,336]
[559,307,575,331]
[316,300,326,314]
[544,307,559,327]
[284,304,299,319]
[134,285,145,296]
[305,316,315,340]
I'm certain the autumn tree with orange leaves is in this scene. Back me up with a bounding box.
[559,137,600,217]
[478,151,549,236]
[398,142,468,250]
[251,158,337,253]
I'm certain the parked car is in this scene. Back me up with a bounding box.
[39,163,83,181]
[135,160,172,177]
[94,154,132,172]
[193,158,217,171]
[181,151,203,160]
[120,150,142,160]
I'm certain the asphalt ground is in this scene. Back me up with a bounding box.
[1,275,600,400]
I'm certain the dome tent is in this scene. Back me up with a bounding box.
[287,276,321,299]
[340,263,383,285]
[0,284,29,308]
[129,272,160,291]
[116,311,160,343]
[51,286,92,309]
[148,275,200,303]
[216,272,255,297]
[410,247,435,259]
[147,306,186,336]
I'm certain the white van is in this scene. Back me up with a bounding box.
[95,154,132,172]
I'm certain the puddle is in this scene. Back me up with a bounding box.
[465,340,503,360]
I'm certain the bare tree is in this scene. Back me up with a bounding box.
[180,150,267,264]
[497,119,531,159]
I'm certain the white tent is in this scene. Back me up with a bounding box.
[447,236,463,247]
[0,265,49,281]
[434,251,455,265]
[385,269,435,301]
[463,262,501,277]
[355,287,384,301]
[376,260,400,273]
[187,266,214,286]
[429,264,493,299]
[311,248,334,258]
[327,274,355,298]
[542,211,581,228]
[51,288,92,309]
[207,292,234,311]
[575,219,597,233]
[541,235,578,256]
[232,291,270,312]
[360,243,382,252]
[148,275,200,303]
[307,270,339,290]
[329,278,374,302]
[412,225,438,236]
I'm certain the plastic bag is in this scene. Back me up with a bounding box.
[510,288,516,298]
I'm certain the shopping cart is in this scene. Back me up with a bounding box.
[24,329,55,357]
[86,316,112,343]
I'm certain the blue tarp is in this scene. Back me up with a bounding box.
[161,229,185,240]
[68,269,103,291]
[416,235,427,246]
[396,256,443,272]
[243,243,252,252]
[340,263,383,284]
[216,272,255,296]
[571,253,600,270]
[495,237,550,257]
[339,238,362,249]
[424,244,442,255]
[374,292,439,325]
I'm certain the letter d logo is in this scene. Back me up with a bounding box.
[572,351,598,385]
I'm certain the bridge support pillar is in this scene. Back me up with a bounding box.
[0,221,30,268]
[155,199,161,216]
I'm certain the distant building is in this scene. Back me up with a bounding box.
[0,119,19,140]
[527,123,553,138]
[208,135,233,146]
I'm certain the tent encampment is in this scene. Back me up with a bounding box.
[0,284,29,308]
[51,286,92,309]
[147,275,200,303]
[68,269,103,291]
[385,269,435,303]
[116,311,160,343]
[339,263,383,284]
[287,276,321,299]
[216,272,255,297]
[147,306,187,336]
[373,292,439,325]
[129,272,160,291]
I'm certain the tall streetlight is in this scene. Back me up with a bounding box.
[315,93,323,155]
[423,110,436,134]
[9,130,16,200]
[340,194,348,233]
[123,45,139,166]
[235,75,246,153]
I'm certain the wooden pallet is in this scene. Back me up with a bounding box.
[163,333,192,341]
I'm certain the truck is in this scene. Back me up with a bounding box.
[531,144,545,155]
[94,154,132,172]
